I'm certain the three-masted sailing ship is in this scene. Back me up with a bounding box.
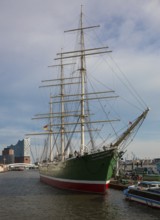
[28,9,149,194]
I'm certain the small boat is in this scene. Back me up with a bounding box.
[143,174,160,181]
[133,167,160,181]
[124,181,160,209]
[10,166,25,171]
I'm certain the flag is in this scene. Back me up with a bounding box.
[43,125,48,130]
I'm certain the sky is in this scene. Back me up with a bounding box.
[0,0,160,160]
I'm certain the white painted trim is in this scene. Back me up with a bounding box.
[40,174,110,185]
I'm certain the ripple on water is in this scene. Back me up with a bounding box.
[0,171,159,220]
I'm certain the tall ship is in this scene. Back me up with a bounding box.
[28,8,149,194]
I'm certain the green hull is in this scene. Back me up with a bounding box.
[39,149,116,193]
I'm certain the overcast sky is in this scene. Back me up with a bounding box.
[0,0,160,160]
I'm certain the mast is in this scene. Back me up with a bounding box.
[49,95,53,161]
[60,52,65,161]
[80,7,85,155]
[57,8,112,156]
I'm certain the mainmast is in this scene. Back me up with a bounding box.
[80,7,86,155]
[60,8,112,155]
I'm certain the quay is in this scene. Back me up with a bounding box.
[109,178,141,190]
[0,163,37,172]
[0,164,7,173]
[109,158,160,190]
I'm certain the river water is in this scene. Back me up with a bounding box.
[0,170,159,220]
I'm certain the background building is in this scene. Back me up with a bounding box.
[0,138,31,164]
[0,148,14,164]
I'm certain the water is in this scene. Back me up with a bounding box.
[0,170,159,220]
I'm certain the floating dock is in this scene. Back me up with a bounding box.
[109,179,136,190]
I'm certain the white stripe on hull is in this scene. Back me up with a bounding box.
[40,173,110,185]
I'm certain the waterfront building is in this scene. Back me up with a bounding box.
[154,158,160,164]
[0,148,14,164]
[0,138,31,164]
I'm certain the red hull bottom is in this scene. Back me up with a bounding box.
[40,175,109,194]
